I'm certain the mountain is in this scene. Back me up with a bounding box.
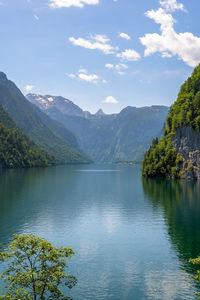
[27,93,169,162]
[28,102,82,152]
[27,94,85,117]
[142,64,200,179]
[95,109,106,116]
[0,104,54,168]
[0,72,90,164]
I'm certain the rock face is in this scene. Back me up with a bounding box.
[172,126,200,179]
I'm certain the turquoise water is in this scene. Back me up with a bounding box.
[0,164,200,299]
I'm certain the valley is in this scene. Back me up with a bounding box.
[27,93,169,163]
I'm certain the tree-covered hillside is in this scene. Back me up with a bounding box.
[142,64,200,178]
[0,72,90,164]
[0,105,54,168]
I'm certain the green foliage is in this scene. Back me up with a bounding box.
[189,257,200,298]
[0,122,48,168]
[142,135,179,178]
[0,104,55,168]
[165,65,200,134]
[0,234,77,300]
[142,64,200,178]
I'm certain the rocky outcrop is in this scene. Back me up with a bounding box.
[172,126,200,179]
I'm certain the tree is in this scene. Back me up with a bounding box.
[0,234,77,300]
[189,257,200,299]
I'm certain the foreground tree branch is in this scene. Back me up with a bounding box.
[0,234,77,300]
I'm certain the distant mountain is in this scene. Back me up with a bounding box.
[0,72,90,164]
[27,93,169,162]
[29,102,81,152]
[27,94,85,117]
[0,104,54,168]
[95,109,106,116]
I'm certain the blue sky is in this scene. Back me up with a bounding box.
[0,0,199,113]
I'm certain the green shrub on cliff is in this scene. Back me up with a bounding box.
[142,64,200,178]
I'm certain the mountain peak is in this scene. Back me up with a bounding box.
[95,109,106,116]
[0,72,8,83]
[26,94,84,117]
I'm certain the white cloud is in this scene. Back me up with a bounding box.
[78,68,87,73]
[117,49,141,61]
[117,71,125,75]
[91,34,110,43]
[67,73,76,78]
[34,14,39,20]
[67,69,105,84]
[105,63,128,75]
[161,51,172,58]
[105,63,114,69]
[69,36,118,55]
[102,96,118,104]
[140,5,200,67]
[145,8,174,30]
[119,32,131,40]
[160,0,184,12]
[25,85,35,92]
[49,0,99,8]
[115,63,128,70]
[78,73,99,83]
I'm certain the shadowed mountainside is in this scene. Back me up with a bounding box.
[0,72,90,164]
[27,94,169,162]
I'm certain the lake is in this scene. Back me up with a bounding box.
[0,164,200,299]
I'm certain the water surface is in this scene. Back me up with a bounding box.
[0,164,199,299]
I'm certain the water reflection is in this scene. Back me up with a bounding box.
[0,166,76,246]
[142,178,200,274]
[0,165,199,299]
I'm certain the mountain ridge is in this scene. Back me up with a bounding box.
[0,72,90,165]
[27,93,169,162]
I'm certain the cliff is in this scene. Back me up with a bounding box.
[172,126,200,179]
[142,64,200,179]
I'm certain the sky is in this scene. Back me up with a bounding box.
[0,0,200,113]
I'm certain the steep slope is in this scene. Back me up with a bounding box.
[29,102,82,151]
[27,93,169,162]
[0,72,89,164]
[106,106,169,162]
[0,104,53,168]
[142,64,200,179]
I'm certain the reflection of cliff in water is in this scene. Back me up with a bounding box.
[142,178,200,274]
